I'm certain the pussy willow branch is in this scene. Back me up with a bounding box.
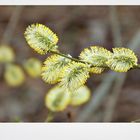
[50,50,86,64]
[50,50,140,70]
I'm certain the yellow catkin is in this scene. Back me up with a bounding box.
[90,67,104,74]
[0,45,15,63]
[24,24,58,55]
[24,58,42,78]
[106,48,138,72]
[70,85,91,106]
[4,64,25,87]
[41,55,71,84]
[45,86,71,112]
[79,46,112,66]
[59,62,90,91]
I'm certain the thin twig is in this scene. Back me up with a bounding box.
[50,50,87,63]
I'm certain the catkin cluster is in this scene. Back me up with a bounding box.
[24,23,138,112]
[0,44,42,87]
[46,85,90,112]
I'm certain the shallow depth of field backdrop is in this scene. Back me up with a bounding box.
[0,6,140,122]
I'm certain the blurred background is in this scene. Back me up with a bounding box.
[0,6,140,122]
